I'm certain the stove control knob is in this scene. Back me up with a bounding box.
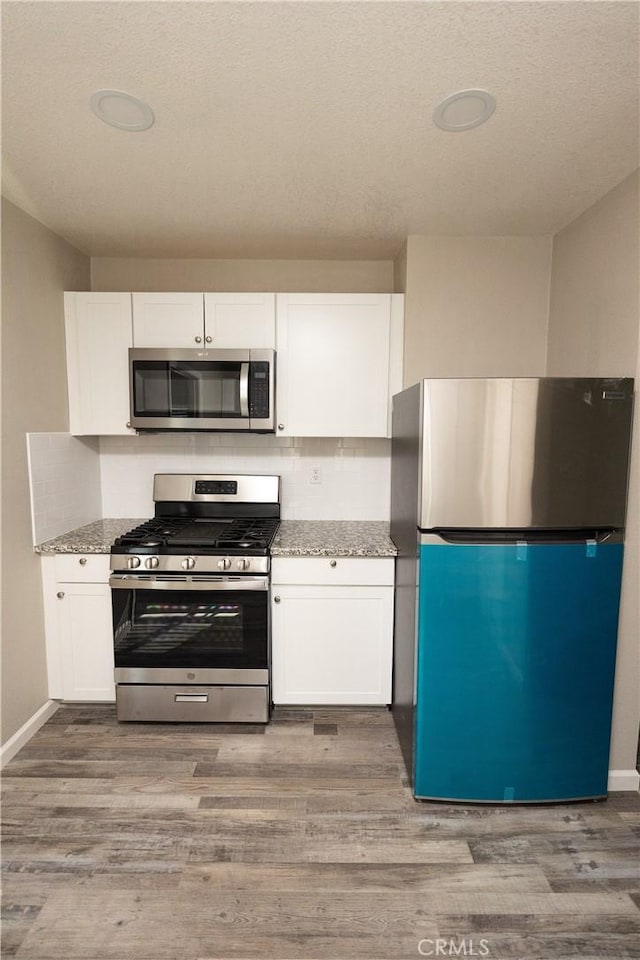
[127,556,141,570]
[217,558,232,571]
[237,558,251,571]
[145,556,160,569]
[182,557,196,571]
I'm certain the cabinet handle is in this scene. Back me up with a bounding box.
[205,336,212,344]
[278,424,285,431]
[195,336,202,344]
[273,595,281,603]
[56,591,65,599]
[330,560,337,567]
[126,421,132,429]
[79,557,87,566]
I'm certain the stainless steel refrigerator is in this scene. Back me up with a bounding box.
[390,377,634,802]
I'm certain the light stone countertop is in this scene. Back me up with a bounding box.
[35,519,144,555]
[271,520,397,557]
[35,518,397,558]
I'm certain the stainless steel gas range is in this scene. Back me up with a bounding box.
[109,474,280,723]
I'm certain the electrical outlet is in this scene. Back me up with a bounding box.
[310,466,322,484]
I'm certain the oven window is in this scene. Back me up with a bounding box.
[113,587,267,669]
[133,361,242,418]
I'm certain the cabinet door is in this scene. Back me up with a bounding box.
[132,293,204,347]
[271,584,393,705]
[56,583,115,701]
[204,293,275,348]
[64,292,133,436]
[275,294,395,437]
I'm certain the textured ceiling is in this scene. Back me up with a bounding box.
[2,1,639,259]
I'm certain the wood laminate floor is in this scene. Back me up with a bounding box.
[2,705,639,960]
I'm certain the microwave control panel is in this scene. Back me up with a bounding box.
[249,363,270,418]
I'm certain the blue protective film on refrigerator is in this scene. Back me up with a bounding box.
[414,541,623,802]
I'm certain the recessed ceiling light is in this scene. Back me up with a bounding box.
[90,89,154,132]
[433,89,496,132]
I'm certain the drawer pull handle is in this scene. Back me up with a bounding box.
[274,595,281,603]
[175,693,208,703]
[56,591,65,599]
[330,560,337,568]
[79,557,87,565]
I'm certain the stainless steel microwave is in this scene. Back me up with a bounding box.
[129,348,275,432]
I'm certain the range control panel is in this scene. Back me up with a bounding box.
[194,480,238,496]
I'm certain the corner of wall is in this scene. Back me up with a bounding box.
[543,234,555,375]
[393,241,408,294]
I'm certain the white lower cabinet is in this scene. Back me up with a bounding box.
[271,558,394,705]
[41,555,115,702]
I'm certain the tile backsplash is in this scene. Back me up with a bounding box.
[27,433,102,544]
[99,433,392,520]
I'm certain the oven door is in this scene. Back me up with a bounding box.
[110,574,269,685]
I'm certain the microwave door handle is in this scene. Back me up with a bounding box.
[239,362,250,418]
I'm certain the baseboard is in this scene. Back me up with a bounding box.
[608,769,640,792]
[0,699,59,769]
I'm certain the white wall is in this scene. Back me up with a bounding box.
[91,257,393,293]
[546,170,640,776]
[1,198,89,746]
[402,235,552,385]
[547,172,639,376]
[27,433,102,545]
[99,434,391,521]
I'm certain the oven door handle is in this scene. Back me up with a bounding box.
[109,575,268,591]
[239,362,250,418]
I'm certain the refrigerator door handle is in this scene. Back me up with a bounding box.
[419,529,624,546]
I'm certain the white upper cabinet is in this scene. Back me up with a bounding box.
[204,293,276,348]
[132,292,204,347]
[64,289,403,438]
[275,293,404,437]
[131,292,276,349]
[64,292,134,436]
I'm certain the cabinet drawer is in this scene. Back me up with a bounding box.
[55,553,111,583]
[271,557,394,586]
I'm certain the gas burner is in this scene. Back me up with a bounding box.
[110,475,281,569]
[224,539,265,550]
